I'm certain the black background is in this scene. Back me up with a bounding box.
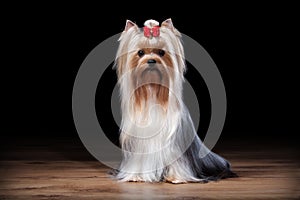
[2,5,297,144]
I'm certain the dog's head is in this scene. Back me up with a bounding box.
[115,19,185,108]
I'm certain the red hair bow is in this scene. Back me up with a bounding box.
[143,26,160,38]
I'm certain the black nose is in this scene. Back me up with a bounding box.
[147,59,156,64]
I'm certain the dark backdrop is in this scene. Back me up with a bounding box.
[2,6,297,144]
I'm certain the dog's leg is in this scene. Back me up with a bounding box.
[163,158,206,184]
[180,105,237,181]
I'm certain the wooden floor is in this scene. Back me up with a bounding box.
[0,137,299,200]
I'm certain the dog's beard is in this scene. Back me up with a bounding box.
[121,62,177,140]
[132,63,170,109]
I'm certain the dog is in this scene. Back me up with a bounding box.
[114,19,236,183]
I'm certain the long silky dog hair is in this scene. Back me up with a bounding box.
[114,19,236,183]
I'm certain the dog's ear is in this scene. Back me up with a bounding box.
[124,20,138,32]
[161,18,181,36]
[161,18,175,31]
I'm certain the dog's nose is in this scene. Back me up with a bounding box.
[147,59,156,64]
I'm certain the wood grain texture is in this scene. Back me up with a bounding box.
[0,138,299,200]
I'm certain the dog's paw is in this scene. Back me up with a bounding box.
[171,179,187,184]
[165,177,187,184]
[127,176,144,182]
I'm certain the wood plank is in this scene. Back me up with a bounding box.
[0,138,299,199]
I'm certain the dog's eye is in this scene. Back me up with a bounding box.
[158,49,165,57]
[137,50,145,57]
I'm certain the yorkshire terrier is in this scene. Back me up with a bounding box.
[114,19,236,183]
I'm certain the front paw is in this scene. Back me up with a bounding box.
[165,177,187,184]
[127,176,144,182]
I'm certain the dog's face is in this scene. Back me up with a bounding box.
[116,19,185,109]
[130,46,172,107]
